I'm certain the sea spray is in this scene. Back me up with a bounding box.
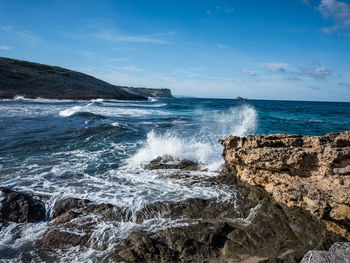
[129,103,257,171]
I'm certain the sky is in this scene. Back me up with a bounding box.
[0,0,350,101]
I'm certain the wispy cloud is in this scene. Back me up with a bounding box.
[121,65,145,72]
[301,67,331,79]
[266,63,286,73]
[0,25,40,43]
[215,6,235,13]
[0,45,13,50]
[92,30,174,44]
[242,69,257,76]
[317,0,350,34]
[217,43,230,49]
[207,5,234,15]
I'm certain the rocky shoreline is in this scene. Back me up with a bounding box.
[1,131,350,262]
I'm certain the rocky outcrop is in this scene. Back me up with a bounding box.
[121,87,173,98]
[219,131,350,241]
[301,242,350,263]
[148,155,200,170]
[0,57,170,100]
[0,188,46,224]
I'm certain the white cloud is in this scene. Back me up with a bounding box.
[0,25,40,43]
[317,0,350,34]
[242,69,257,76]
[217,43,230,49]
[266,63,286,73]
[0,45,13,50]
[92,30,174,44]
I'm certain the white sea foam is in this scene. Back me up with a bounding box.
[58,103,169,118]
[128,104,257,171]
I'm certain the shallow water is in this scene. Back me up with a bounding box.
[1,96,350,262]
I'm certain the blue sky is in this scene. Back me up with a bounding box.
[0,0,350,101]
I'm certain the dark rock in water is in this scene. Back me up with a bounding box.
[40,229,90,249]
[121,87,173,98]
[149,155,200,171]
[301,242,350,263]
[114,231,179,263]
[0,188,45,223]
[0,57,172,100]
[40,197,128,249]
[110,165,346,262]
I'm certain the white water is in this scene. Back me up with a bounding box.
[129,104,257,171]
[0,98,258,262]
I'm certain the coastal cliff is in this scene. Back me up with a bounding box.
[0,57,173,100]
[219,131,350,241]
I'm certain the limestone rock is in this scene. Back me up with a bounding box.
[220,131,350,240]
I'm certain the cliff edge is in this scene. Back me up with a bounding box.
[220,131,350,240]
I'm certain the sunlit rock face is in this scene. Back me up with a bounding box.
[220,131,350,240]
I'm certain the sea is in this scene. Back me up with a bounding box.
[0,96,350,262]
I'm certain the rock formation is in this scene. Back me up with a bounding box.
[219,131,350,241]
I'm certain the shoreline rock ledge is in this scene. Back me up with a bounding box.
[219,131,350,241]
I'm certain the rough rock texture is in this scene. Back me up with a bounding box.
[0,188,45,223]
[219,131,350,240]
[0,57,169,100]
[301,242,350,263]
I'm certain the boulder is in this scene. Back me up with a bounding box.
[0,188,45,223]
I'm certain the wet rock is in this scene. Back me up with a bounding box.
[114,231,179,263]
[301,242,350,263]
[220,131,350,240]
[149,155,200,171]
[0,188,45,223]
[52,197,125,222]
[40,229,90,249]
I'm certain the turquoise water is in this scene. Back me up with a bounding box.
[0,97,349,261]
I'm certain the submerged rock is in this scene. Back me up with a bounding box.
[301,242,350,263]
[149,155,200,170]
[220,131,350,241]
[0,188,45,223]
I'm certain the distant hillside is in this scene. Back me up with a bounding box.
[121,87,173,98]
[0,57,172,100]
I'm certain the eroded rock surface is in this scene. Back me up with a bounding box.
[220,131,350,240]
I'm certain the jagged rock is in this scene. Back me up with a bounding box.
[0,188,45,223]
[220,131,350,240]
[149,155,199,170]
[301,242,350,263]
